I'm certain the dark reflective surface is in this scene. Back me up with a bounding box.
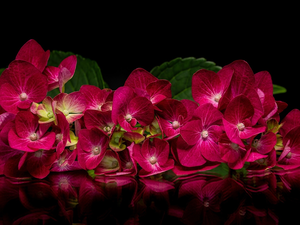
[1,169,300,225]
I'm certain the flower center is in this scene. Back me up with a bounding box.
[252,139,259,148]
[149,156,157,164]
[125,114,132,122]
[111,160,119,168]
[237,123,245,131]
[98,103,103,111]
[92,146,101,155]
[257,158,265,164]
[214,94,222,102]
[203,201,209,207]
[231,143,239,151]
[47,112,53,118]
[29,133,38,141]
[239,208,246,216]
[56,133,63,142]
[19,92,28,101]
[201,130,209,139]
[104,126,111,133]
[286,152,292,159]
[63,110,69,116]
[34,150,43,158]
[172,121,180,129]
[125,161,133,169]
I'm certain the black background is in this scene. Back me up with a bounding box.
[0,3,298,120]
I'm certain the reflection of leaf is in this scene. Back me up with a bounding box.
[273,84,287,94]
[150,57,221,100]
[47,50,106,98]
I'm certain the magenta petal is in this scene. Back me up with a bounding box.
[244,88,264,125]
[199,125,223,162]
[26,150,56,179]
[224,95,254,125]
[65,92,86,113]
[7,60,47,95]
[180,119,203,145]
[192,69,223,107]
[18,152,28,170]
[77,128,109,169]
[200,138,222,162]
[255,132,277,154]
[217,66,234,92]
[280,109,300,138]
[59,55,77,75]
[180,99,198,121]
[239,125,266,139]
[129,96,154,126]
[118,114,137,131]
[8,128,36,152]
[222,118,245,147]
[0,83,21,114]
[17,99,32,109]
[247,152,267,162]
[66,114,84,124]
[225,60,256,96]
[85,151,106,170]
[112,86,136,124]
[131,142,150,170]
[78,128,109,153]
[254,71,274,96]
[158,117,180,138]
[193,103,223,126]
[149,94,166,105]
[27,132,56,150]
[59,67,72,93]
[43,66,60,91]
[80,85,112,110]
[58,55,77,93]
[125,68,158,90]
[176,136,207,167]
[228,149,251,170]
[15,111,39,138]
[24,73,48,103]
[146,79,172,103]
[84,110,114,134]
[15,39,50,72]
[156,98,188,122]
[153,138,170,165]
[139,158,174,177]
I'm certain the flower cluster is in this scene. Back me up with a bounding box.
[0,39,297,179]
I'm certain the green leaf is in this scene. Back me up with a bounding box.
[150,57,222,101]
[0,68,5,76]
[273,84,287,94]
[47,50,106,98]
[87,169,96,179]
[196,163,230,178]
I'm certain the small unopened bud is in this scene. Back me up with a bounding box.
[92,146,101,155]
[237,123,245,131]
[19,92,28,101]
[214,94,222,103]
[125,114,132,122]
[201,130,209,139]
[29,133,38,141]
[286,152,292,159]
[149,156,157,165]
[203,201,209,207]
[172,121,180,129]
